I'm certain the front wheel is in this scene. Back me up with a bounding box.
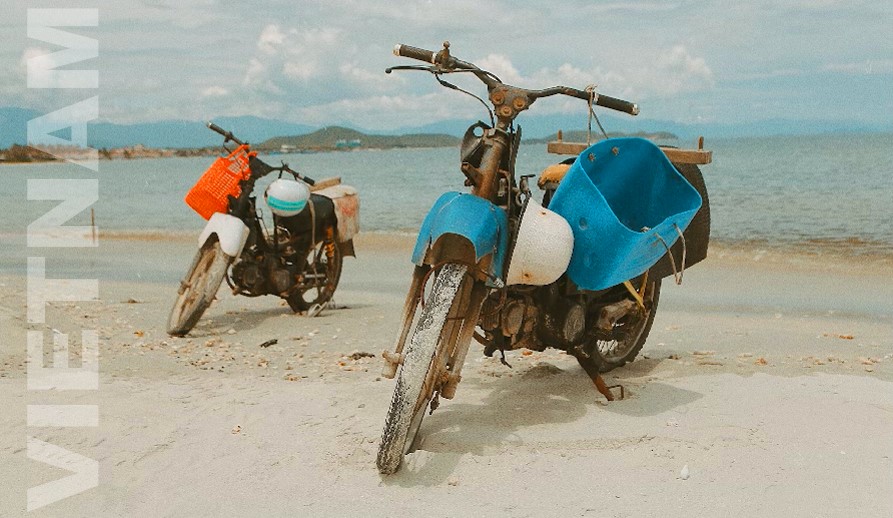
[167,238,233,336]
[377,263,468,475]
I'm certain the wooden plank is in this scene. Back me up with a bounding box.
[660,148,713,165]
[309,176,341,192]
[546,141,712,165]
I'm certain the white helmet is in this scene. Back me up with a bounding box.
[265,178,310,217]
[506,197,574,286]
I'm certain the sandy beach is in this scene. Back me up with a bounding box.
[1,233,891,517]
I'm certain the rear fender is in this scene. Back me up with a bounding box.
[412,192,509,283]
[198,212,249,258]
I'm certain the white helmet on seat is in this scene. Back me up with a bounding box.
[506,197,574,286]
[265,178,310,217]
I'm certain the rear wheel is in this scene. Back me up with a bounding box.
[377,263,468,475]
[590,278,661,373]
[286,232,343,312]
[167,239,233,336]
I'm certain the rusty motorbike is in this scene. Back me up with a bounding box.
[167,123,359,336]
[376,42,711,473]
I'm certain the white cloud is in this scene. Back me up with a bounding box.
[475,54,522,84]
[648,45,715,96]
[201,86,229,97]
[294,92,481,129]
[243,24,343,87]
[823,59,893,75]
[283,61,318,81]
[257,24,287,55]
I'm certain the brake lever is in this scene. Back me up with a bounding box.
[385,65,439,74]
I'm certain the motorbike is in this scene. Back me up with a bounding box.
[167,123,359,336]
[377,42,711,474]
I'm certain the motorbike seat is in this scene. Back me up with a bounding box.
[537,163,571,189]
[309,176,341,192]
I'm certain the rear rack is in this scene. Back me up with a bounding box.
[547,131,712,165]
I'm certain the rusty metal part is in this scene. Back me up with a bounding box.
[381,350,404,379]
[441,282,487,399]
[622,280,645,309]
[574,352,624,401]
[500,299,526,336]
[324,227,336,289]
[593,374,616,401]
[596,299,638,331]
[434,40,452,68]
[562,303,586,344]
[381,265,428,378]
[460,162,483,188]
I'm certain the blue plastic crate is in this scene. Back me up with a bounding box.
[548,137,702,291]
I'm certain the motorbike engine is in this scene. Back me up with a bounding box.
[230,226,304,297]
[535,282,588,348]
[230,257,266,296]
[479,291,542,352]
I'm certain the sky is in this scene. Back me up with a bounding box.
[2,0,891,132]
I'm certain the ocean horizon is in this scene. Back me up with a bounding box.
[2,132,891,258]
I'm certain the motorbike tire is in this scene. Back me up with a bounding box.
[286,235,344,313]
[591,278,661,373]
[167,238,233,336]
[377,263,467,475]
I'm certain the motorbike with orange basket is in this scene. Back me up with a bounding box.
[167,123,359,336]
[376,42,711,473]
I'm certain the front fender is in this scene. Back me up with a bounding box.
[198,212,249,257]
[412,192,509,281]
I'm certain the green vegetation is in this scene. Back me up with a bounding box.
[259,126,460,152]
[0,144,57,163]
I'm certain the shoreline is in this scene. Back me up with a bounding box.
[3,228,892,265]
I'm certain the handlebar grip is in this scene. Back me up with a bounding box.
[302,175,315,186]
[596,94,639,116]
[393,44,436,64]
[208,122,227,136]
[207,122,246,145]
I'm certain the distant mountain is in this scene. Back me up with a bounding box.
[0,108,315,149]
[523,129,678,145]
[260,126,460,151]
[3,105,889,151]
[88,116,315,149]
[393,114,891,141]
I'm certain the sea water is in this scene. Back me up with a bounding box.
[1,133,891,256]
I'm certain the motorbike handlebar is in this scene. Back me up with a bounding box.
[207,122,246,146]
[553,87,639,116]
[393,44,437,64]
[392,43,638,116]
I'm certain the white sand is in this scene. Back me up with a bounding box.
[1,234,891,516]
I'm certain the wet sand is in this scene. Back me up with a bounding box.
[1,233,891,516]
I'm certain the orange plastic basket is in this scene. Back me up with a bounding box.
[185,145,254,219]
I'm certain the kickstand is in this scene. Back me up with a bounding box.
[593,374,624,401]
[574,353,624,402]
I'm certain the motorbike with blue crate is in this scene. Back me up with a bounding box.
[167,123,359,337]
[377,42,712,474]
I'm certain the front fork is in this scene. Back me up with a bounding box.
[381,265,429,379]
[381,266,488,401]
